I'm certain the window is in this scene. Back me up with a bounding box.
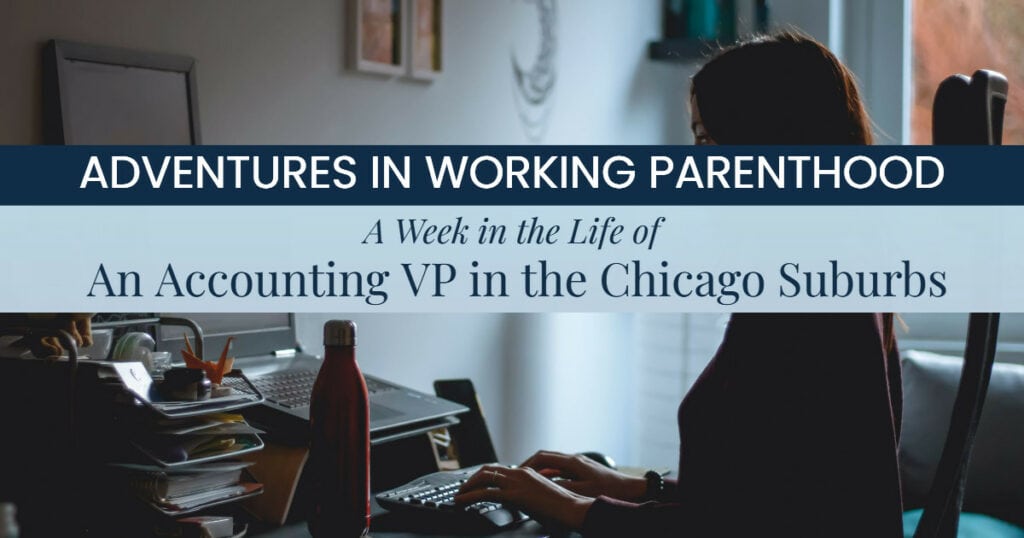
[630,314,727,469]
[911,0,1024,143]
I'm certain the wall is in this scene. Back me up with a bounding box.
[499,313,635,463]
[0,0,689,145]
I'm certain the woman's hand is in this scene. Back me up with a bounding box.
[522,450,647,501]
[454,465,594,530]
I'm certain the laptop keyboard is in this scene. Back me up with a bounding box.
[253,369,318,408]
[230,369,398,409]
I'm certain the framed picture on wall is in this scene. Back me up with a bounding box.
[409,0,442,80]
[350,0,407,75]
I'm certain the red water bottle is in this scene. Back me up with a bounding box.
[308,320,370,537]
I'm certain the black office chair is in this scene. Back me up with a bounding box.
[913,69,1008,538]
[932,70,1008,145]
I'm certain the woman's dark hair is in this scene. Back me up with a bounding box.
[691,32,873,145]
[882,313,897,353]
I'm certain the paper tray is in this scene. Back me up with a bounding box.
[111,362,265,419]
[132,433,265,468]
[143,480,264,517]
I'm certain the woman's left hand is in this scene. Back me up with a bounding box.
[454,465,594,530]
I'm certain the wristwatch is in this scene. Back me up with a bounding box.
[644,470,665,500]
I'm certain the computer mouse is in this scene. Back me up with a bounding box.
[579,451,616,470]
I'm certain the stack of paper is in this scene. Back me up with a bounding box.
[104,363,267,517]
[132,414,265,466]
[107,362,263,418]
[113,461,263,514]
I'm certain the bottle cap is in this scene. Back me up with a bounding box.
[324,320,357,346]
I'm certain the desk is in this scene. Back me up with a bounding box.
[253,519,574,537]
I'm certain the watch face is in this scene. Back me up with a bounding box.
[645,470,665,498]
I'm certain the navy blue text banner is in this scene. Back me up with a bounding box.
[1,145,1021,205]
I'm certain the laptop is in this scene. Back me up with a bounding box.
[156,314,467,443]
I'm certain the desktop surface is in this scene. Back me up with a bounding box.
[252,519,570,538]
[250,496,571,538]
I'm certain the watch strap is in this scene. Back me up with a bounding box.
[644,469,665,500]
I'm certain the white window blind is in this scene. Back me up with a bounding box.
[630,314,728,470]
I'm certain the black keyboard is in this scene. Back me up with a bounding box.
[239,369,397,409]
[375,465,529,532]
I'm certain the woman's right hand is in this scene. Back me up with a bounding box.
[521,450,648,502]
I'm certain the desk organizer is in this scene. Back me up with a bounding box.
[0,317,266,534]
[103,319,267,518]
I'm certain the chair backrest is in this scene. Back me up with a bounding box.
[932,70,1008,144]
[915,69,1008,538]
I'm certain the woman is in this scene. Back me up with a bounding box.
[455,33,903,536]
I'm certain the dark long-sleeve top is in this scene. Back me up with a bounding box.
[582,314,904,537]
